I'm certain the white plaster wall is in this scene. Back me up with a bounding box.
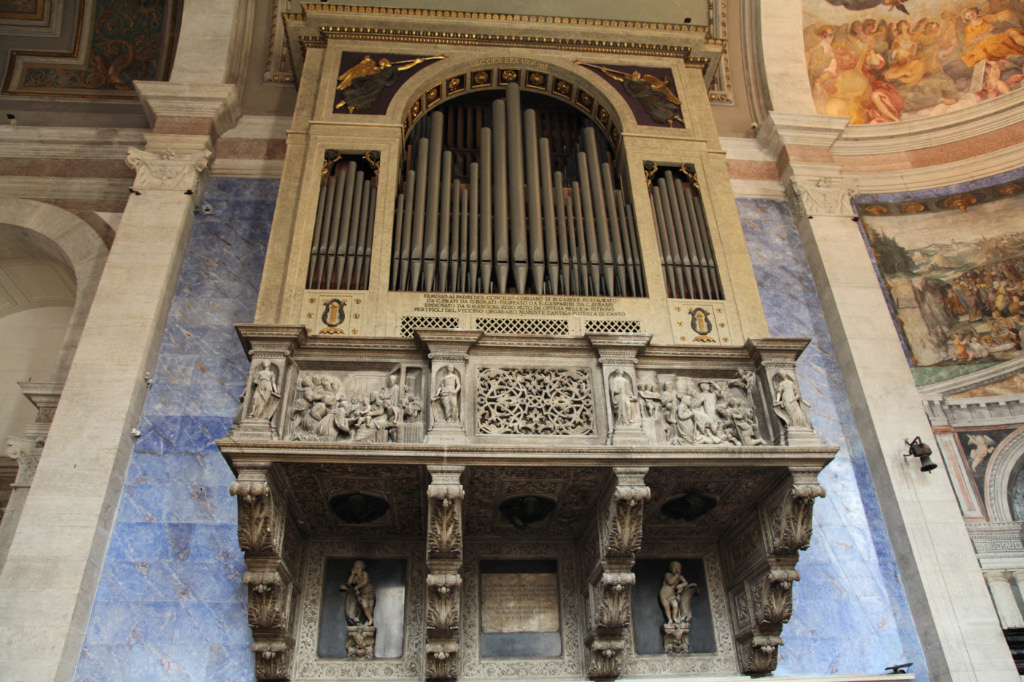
[0,305,73,441]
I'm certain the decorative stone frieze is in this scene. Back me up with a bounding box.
[583,467,650,681]
[426,465,465,680]
[230,463,302,680]
[476,367,595,436]
[721,469,825,676]
[125,146,212,195]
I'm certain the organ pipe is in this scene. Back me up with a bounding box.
[386,87,647,297]
[649,167,723,300]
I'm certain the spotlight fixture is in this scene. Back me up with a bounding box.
[885,662,912,674]
[499,495,556,529]
[330,492,389,524]
[661,492,718,521]
[904,437,937,473]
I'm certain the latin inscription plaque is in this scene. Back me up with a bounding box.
[481,572,559,633]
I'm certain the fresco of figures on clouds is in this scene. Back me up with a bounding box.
[804,0,1024,123]
[862,192,1024,367]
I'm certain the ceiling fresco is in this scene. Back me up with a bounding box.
[1,0,179,98]
[804,0,1024,124]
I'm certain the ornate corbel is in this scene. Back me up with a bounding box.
[738,634,784,675]
[425,465,464,680]
[584,467,650,681]
[231,464,300,681]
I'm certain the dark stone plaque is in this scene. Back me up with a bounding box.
[318,558,406,658]
[479,559,562,658]
[632,558,715,655]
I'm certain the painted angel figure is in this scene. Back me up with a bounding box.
[336,55,444,112]
[575,61,685,127]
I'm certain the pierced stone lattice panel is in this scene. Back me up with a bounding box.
[475,317,569,336]
[401,315,460,337]
[476,368,595,436]
[584,319,642,334]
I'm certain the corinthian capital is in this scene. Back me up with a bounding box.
[786,175,858,221]
[125,147,212,194]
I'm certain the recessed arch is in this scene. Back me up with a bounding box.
[985,426,1024,522]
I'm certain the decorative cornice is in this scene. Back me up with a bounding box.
[134,82,242,138]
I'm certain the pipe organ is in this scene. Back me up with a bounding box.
[389,83,647,297]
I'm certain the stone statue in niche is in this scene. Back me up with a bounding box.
[288,372,423,443]
[638,370,767,447]
[432,365,461,423]
[608,369,641,427]
[247,361,281,420]
[659,561,699,654]
[340,560,376,658]
[773,372,811,430]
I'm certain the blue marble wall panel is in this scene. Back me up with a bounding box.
[73,178,278,682]
[738,199,929,680]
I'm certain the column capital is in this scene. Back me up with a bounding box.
[785,174,858,221]
[984,569,1012,585]
[125,147,213,197]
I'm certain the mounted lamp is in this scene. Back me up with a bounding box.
[904,437,937,473]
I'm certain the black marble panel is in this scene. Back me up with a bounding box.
[632,558,715,655]
[318,558,406,659]
[479,559,562,658]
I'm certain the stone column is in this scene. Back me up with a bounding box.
[986,571,1024,630]
[768,112,1019,681]
[587,333,651,446]
[416,330,481,444]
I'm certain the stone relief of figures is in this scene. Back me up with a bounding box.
[773,372,812,430]
[247,361,281,420]
[431,365,462,424]
[608,369,641,428]
[638,370,767,446]
[288,371,424,443]
[340,560,376,659]
[659,561,700,654]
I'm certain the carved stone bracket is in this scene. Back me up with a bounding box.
[231,464,302,680]
[426,465,465,680]
[584,467,650,681]
[125,146,212,196]
[721,469,825,676]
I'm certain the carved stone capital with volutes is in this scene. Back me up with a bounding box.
[5,436,43,489]
[125,146,212,195]
[244,570,288,631]
[230,466,286,556]
[425,466,464,680]
[586,636,625,681]
[785,174,857,221]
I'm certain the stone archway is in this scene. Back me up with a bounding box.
[986,426,1024,522]
[0,198,109,385]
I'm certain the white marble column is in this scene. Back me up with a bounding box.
[771,114,1020,682]
[986,571,1024,630]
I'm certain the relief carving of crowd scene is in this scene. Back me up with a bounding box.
[804,0,1024,123]
[864,200,1024,367]
[632,370,769,446]
[289,372,424,442]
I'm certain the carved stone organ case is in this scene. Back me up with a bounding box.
[222,7,835,681]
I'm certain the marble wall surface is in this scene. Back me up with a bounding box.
[72,178,278,682]
[738,198,929,679]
